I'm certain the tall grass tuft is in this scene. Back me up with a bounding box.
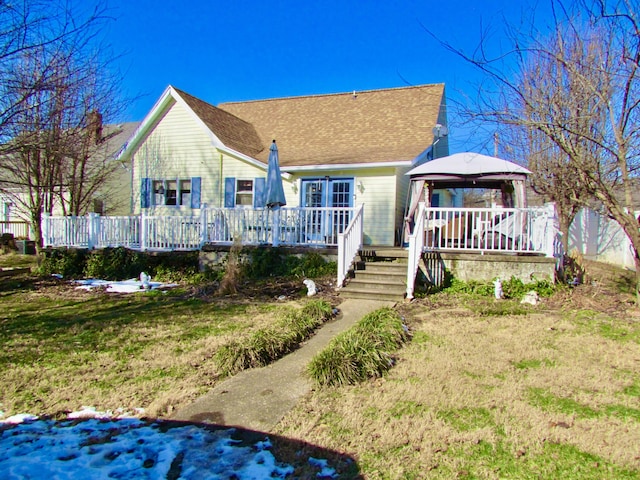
[214,300,333,375]
[218,238,243,295]
[307,307,408,387]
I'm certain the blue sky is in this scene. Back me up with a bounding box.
[98,0,551,154]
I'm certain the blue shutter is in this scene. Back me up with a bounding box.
[224,177,235,207]
[254,177,266,208]
[190,177,201,208]
[141,178,152,208]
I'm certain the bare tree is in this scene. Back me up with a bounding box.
[426,0,640,299]
[0,0,127,246]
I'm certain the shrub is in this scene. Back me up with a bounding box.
[442,276,558,300]
[214,299,332,375]
[307,307,408,387]
[84,247,146,280]
[291,252,336,278]
[244,248,336,279]
[38,247,202,282]
[38,248,88,278]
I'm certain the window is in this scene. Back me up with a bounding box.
[141,177,200,209]
[153,179,191,206]
[180,179,191,206]
[235,179,254,206]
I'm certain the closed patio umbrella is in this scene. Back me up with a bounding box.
[265,140,286,246]
[265,140,286,208]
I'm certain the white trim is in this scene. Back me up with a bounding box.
[216,145,293,180]
[284,160,413,172]
[117,85,225,161]
[117,86,174,160]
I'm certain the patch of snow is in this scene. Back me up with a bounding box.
[74,278,178,294]
[0,413,38,425]
[0,417,298,479]
[309,456,338,478]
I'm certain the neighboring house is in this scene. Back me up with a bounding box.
[0,121,138,230]
[119,84,448,246]
[94,121,141,216]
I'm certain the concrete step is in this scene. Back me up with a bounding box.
[338,286,405,302]
[356,271,406,282]
[339,251,409,302]
[345,278,406,292]
[355,261,407,274]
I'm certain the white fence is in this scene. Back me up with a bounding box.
[42,205,357,251]
[404,203,560,299]
[568,208,638,270]
[422,205,557,255]
[0,221,31,239]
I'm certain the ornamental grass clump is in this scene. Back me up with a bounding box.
[307,307,408,387]
[214,300,332,375]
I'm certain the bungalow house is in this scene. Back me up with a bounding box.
[118,84,449,247]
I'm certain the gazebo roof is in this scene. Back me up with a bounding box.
[406,152,530,183]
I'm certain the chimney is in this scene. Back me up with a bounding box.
[88,110,103,144]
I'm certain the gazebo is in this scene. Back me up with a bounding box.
[403,152,542,251]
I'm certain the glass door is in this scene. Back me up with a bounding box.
[301,178,354,243]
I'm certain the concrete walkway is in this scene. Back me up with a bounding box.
[172,298,394,432]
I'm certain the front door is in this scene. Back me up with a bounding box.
[301,178,354,243]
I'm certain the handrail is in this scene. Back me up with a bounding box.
[406,202,426,300]
[337,204,364,287]
[42,206,359,251]
[422,206,552,254]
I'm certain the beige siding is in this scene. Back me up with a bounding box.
[353,168,398,246]
[129,99,403,245]
[395,166,411,244]
[132,100,273,214]
[289,167,398,246]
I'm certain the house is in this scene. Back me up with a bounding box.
[118,84,448,247]
[0,121,139,240]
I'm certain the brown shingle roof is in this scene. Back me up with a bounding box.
[173,87,265,158]
[218,84,445,167]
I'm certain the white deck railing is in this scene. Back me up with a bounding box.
[337,204,364,287]
[0,221,31,239]
[404,204,558,298]
[42,205,357,251]
[422,206,556,254]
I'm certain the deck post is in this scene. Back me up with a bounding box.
[87,213,100,249]
[140,210,147,252]
[200,203,208,248]
[272,208,280,247]
[41,214,50,247]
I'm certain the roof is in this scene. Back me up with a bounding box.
[173,88,264,158]
[218,84,446,167]
[100,122,140,160]
[406,152,531,181]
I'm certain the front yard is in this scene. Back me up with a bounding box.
[1,254,640,478]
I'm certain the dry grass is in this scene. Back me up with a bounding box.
[3,252,640,477]
[276,262,640,478]
[0,273,312,419]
